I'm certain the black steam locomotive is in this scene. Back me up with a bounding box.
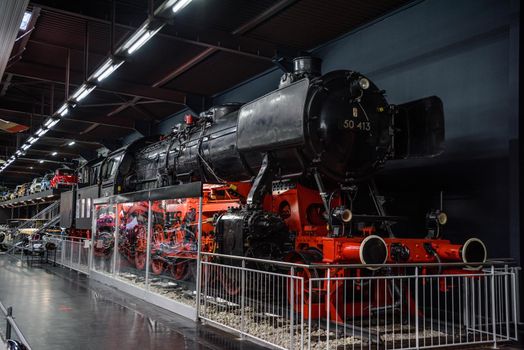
[66,57,444,256]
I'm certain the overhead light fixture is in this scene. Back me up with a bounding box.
[76,85,96,102]
[127,31,153,54]
[57,103,69,117]
[44,118,60,129]
[68,141,75,146]
[19,11,32,31]
[93,58,124,82]
[30,166,33,169]
[29,137,39,144]
[172,0,193,13]
[123,24,163,55]
[51,151,57,156]
[71,84,95,102]
[21,144,30,151]
[36,128,49,137]
[39,160,44,164]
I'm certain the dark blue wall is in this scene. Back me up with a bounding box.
[138,0,521,261]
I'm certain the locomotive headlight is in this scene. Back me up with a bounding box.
[437,212,448,225]
[358,77,370,90]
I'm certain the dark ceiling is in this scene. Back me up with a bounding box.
[0,0,411,186]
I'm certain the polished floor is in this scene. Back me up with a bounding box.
[1,254,522,350]
[0,254,265,350]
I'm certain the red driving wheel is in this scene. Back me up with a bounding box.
[150,258,164,275]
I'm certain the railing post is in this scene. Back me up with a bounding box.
[326,268,330,350]
[415,267,419,349]
[512,267,518,340]
[490,266,497,348]
[290,266,295,350]
[504,265,510,340]
[240,259,246,339]
[6,306,12,339]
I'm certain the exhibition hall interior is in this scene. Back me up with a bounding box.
[0,0,521,349]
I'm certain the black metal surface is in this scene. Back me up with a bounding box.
[89,67,444,196]
[237,78,309,152]
[59,189,74,228]
[94,181,202,205]
[75,184,99,230]
[393,96,445,159]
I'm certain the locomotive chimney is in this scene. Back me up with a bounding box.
[292,56,322,77]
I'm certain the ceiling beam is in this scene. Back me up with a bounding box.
[6,61,186,104]
[0,103,136,130]
[152,0,297,88]
[30,3,281,60]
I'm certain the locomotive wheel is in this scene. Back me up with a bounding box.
[150,258,164,275]
[287,250,323,308]
[171,260,191,281]
[135,252,147,270]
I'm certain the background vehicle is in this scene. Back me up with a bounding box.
[50,168,77,189]
[29,177,42,194]
[41,173,53,191]
[15,185,25,197]
[23,183,31,196]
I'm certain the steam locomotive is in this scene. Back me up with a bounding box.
[65,58,487,313]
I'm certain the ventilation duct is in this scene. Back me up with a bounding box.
[0,0,29,81]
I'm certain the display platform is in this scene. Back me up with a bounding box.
[0,188,64,207]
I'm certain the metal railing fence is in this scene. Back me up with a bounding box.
[0,301,32,350]
[50,235,91,274]
[198,253,519,350]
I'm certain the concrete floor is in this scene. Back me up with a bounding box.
[0,253,522,350]
[0,254,266,350]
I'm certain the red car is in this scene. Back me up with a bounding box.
[50,168,78,188]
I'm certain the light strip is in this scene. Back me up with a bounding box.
[92,58,114,79]
[36,128,49,137]
[172,0,192,13]
[76,85,96,101]
[56,103,69,117]
[48,119,60,128]
[127,30,153,54]
[97,61,124,82]
[71,84,88,100]
[122,25,148,50]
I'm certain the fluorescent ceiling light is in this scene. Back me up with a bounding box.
[76,85,96,102]
[48,119,60,129]
[71,84,88,100]
[36,128,49,137]
[93,58,113,79]
[127,31,154,54]
[21,144,30,150]
[44,118,59,128]
[172,0,192,13]
[97,61,124,82]
[122,25,148,50]
[20,11,32,31]
[29,137,39,144]
[57,103,69,117]
[39,160,44,164]
[68,141,75,146]
[51,151,57,156]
